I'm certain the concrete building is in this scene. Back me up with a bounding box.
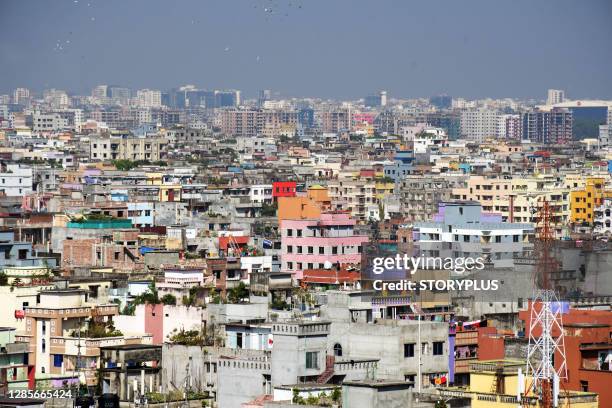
[13,88,30,105]
[319,109,351,133]
[547,89,565,105]
[383,151,414,183]
[0,164,33,197]
[522,107,573,144]
[219,109,298,138]
[280,213,369,279]
[441,359,598,408]
[135,89,162,108]
[594,197,612,235]
[89,136,168,161]
[18,289,126,387]
[32,112,68,133]
[364,91,387,108]
[99,344,162,401]
[570,177,612,225]
[412,201,534,268]
[321,291,449,387]
[0,327,32,392]
[398,175,454,222]
[460,108,499,142]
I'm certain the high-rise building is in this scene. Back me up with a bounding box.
[13,87,30,105]
[547,89,565,105]
[460,108,499,142]
[258,89,272,107]
[136,89,162,108]
[42,89,70,109]
[319,108,351,133]
[219,108,298,137]
[497,114,522,140]
[215,90,241,107]
[109,86,131,105]
[364,91,387,108]
[522,107,573,144]
[92,85,109,99]
[430,94,452,110]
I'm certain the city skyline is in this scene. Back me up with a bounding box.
[1,0,612,99]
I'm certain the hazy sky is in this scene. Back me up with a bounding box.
[1,0,611,100]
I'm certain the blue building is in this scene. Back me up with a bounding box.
[0,231,57,268]
[384,150,414,182]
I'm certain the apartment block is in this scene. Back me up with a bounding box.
[280,213,368,279]
[89,136,168,161]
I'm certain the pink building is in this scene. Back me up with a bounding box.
[280,213,368,279]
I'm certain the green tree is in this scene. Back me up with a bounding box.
[0,272,8,286]
[331,387,341,402]
[261,202,277,217]
[168,329,206,346]
[161,294,177,305]
[228,282,249,303]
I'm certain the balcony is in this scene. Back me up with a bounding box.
[1,342,29,355]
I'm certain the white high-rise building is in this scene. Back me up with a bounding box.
[13,88,30,105]
[43,89,70,109]
[460,108,499,142]
[546,89,565,105]
[92,85,109,99]
[380,90,387,107]
[136,89,162,108]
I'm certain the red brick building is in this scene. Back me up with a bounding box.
[520,303,612,401]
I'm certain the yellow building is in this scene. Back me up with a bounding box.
[452,174,573,238]
[570,177,612,225]
[158,184,182,202]
[441,360,598,408]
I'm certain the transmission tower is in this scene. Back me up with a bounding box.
[525,200,567,408]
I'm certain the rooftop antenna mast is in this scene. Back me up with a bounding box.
[524,199,567,408]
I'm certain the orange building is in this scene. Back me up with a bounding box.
[277,185,331,221]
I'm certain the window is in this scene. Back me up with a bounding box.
[495,236,501,243]
[463,235,470,243]
[332,246,338,255]
[297,229,303,237]
[287,262,293,270]
[433,342,444,356]
[513,235,519,242]
[404,343,415,358]
[306,352,319,369]
[18,249,28,260]
[297,246,303,254]
[308,246,314,254]
[287,245,293,254]
[319,247,324,255]
[287,229,293,237]
[53,354,63,367]
[333,343,343,357]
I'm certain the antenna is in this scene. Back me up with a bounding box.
[524,199,567,408]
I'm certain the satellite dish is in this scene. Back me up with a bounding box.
[323,261,333,270]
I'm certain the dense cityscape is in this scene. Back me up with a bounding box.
[0,84,609,408]
[1,0,612,407]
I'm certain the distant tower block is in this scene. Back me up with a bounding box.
[380,91,387,107]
